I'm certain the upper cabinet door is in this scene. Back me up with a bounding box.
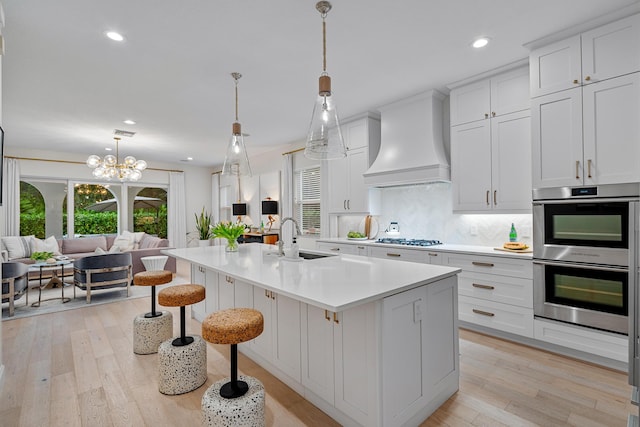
[451,120,492,211]
[582,73,640,185]
[530,35,582,98]
[581,14,640,85]
[490,67,530,117]
[450,79,491,126]
[531,87,583,188]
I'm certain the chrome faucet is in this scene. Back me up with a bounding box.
[279,217,301,256]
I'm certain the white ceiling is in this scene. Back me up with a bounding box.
[2,0,639,169]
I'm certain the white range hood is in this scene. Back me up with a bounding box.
[363,90,449,187]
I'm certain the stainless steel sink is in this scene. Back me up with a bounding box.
[298,251,334,260]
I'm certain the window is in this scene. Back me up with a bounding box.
[294,166,321,235]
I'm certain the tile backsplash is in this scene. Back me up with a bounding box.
[337,182,532,247]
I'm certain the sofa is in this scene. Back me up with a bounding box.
[1,233,176,277]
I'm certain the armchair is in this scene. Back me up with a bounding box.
[2,261,30,317]
[74,253,132,303]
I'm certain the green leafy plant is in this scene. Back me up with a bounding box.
[31,251,54,261]
[211,221,247,241]
[195,207,213,240]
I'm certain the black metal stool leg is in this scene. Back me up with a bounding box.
[144,286,162,318]
[172,306,194,346]
[220,343,249,398]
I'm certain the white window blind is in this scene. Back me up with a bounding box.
[294,166,321,235]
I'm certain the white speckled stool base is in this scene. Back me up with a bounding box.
[202,375,265,427]
[133,311,173,355]
[158,335,207,395]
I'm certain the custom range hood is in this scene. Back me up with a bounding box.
[363,90,449,187]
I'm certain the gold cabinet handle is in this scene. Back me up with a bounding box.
[493,190,497,206]
[585,76,591,81]
[428,252,438,257]
[576,160,580,179]
[486,190,490,206]
[491,112,496,117]
[330,248,341,251]
[472,261,494,267]
[484,113,489,119]
[324,310,330,321]
[573,79,579,84]
[472,283,495,290]
[333,312,339,324]
[587,159,592,178]
[271,292,275,300]
[386,253,401,257]
[473,309,495,317]
[357,246,365,250]
[265,290,269,298]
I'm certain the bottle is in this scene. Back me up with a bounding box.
[290,237,299,259]
[260,221,264,233]
[509,223,517,242]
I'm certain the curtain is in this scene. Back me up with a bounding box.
[281,154,294,245]
[168,171,187,248]
[2,158,20,236]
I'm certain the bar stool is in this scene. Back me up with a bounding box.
[157,284,207,395]
[132,270,173,354]
[201,308,265,426]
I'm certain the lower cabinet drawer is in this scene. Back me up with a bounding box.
[459,295,533,337]
[458,272,533,308]
[368,246,427,263]
[534,319,628,362]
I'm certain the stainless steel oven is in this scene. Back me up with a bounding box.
[532,183,639,335]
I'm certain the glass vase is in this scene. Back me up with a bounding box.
[225,238,239,252]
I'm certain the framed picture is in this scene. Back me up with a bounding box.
[0,125,4,206]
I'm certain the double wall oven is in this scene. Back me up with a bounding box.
[532,184,639,336]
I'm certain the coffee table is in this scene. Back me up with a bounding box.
[29,260,73,307]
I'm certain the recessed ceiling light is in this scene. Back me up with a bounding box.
[472,37,490,48]
[106,31,124,42]
[187,157,193,161]
[123,119,136,125]
[105,147,112,151]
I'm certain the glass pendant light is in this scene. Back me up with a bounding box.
[304,1,346,160]
[222,72,252,176]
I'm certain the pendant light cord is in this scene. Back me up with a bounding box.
[322,15,327,73]
[235,78,239,122]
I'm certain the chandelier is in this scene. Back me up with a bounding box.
[86,137,147,181]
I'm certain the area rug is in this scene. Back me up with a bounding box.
[2,274,189,320]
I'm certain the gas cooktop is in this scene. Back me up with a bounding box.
[375,238,443,247]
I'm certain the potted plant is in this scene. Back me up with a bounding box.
[195,207,213,246]
[211,221,247,252]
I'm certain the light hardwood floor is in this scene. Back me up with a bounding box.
[0,297,636,426]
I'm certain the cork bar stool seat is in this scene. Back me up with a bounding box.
[202,308,263,398]
[132,270,173,355]
[157,284,207,395]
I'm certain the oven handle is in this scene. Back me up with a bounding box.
[533,197,639,205]
[532,260,628,273]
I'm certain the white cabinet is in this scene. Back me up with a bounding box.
[316,241,367,256]
[190,265,217,322]
[530,14,640,98]
[302,302,379,426]
[381,276,458,427]
[442,253,534,338]
[532,73,640,187]
[251,287,301,382]
[452,109,531,212]
[450,66,529,126]
[327,114,381,214]
[215,273,253,310]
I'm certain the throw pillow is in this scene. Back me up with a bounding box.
[122,230,145,249]
[31,235,62,256]
[95,247,106,255]
[108,245,121,253]
[112,233,135,252]
[1,235,34,260]
[94,246,119,255]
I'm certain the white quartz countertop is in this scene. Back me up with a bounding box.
[317,238,533,259]
[163,244,460,312]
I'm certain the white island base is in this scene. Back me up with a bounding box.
[165,245,459,427]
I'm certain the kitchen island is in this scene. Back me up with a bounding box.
[164,244,461,427]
